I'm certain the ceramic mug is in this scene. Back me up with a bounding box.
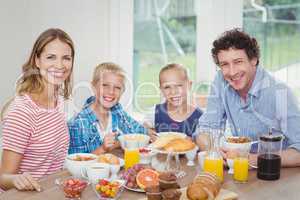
[81,162,110,184]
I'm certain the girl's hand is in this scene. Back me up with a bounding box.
[12,172,41,191]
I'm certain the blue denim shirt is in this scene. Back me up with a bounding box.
[68,96,147,154]
[196,67,300,151]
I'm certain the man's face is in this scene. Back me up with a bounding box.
[218,48,258,97]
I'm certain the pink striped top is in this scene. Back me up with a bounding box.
[2,94,69,180]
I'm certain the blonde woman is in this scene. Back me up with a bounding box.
[0,28,75,191]
[68,62,147,154]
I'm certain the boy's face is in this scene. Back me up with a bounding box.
[218,48,257,97]
[160,69,191,107]
[94,71,124,110]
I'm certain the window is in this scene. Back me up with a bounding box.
[243,0,300,100]
[133,0,197,112]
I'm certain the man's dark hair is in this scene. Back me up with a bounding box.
[211,28,260,66]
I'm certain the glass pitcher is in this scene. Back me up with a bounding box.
[203,128,224,182]
[257,134,283,180]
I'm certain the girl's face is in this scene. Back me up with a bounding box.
[160,69,191,107]
[35,39,73,87]
[93,71,124,110]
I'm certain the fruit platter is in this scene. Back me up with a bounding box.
[93,179,126,200]
[121,164,159,192]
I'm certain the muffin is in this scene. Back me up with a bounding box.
[145,185,162,200]
[161,188,182,200]
[158,172,180,190]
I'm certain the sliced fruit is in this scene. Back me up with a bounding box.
[136,169,159,189]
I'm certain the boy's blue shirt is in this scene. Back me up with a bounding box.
[68,96,147,154]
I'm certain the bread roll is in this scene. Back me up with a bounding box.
[186,172,221,200]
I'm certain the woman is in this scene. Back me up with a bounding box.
[0,28,75,191]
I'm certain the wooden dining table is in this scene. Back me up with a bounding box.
[1,151,300,200]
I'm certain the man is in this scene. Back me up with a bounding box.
[195,28,300,167]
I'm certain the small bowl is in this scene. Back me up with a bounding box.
[139,148,156,164]
[93,179,126,200]
[118,134,150,149]
[55,176,89,200]
[65,153,98,178]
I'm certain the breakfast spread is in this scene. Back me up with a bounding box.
[98,153,120,165]
[186,172,221,200]
[163,138,196,152]
[71,155,96,161]
[152,133,196,153]
[145,171,181,200]
[62,178,88,199]
[94,179,123,198]
[152,133,185,149]
[226,136,251,143]
[121,164,149,190]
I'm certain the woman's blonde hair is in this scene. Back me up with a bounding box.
[91,62,126,88]
[159,63,189,85]
[17,28,75,99]
[1,28,75,121]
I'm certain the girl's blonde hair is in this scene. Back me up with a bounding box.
[17,28,75,99]
[159,63,189,85]
[91,62,126,88]
[1,28,75,121]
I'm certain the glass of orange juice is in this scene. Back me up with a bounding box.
[123,137,140,170]
[124,148,140,170]
[203,156,224,182]
[233,149,249,183]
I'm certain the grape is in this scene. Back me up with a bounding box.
[127,182,134,188]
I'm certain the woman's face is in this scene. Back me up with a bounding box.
[93,71,124,110]
[35,39,73,87]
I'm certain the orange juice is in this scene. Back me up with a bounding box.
[124,148,140,170]
[203,157,224,181]
[233,157,249,182]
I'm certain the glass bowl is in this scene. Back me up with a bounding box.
[55,176,90,200]
[92,179,126,200]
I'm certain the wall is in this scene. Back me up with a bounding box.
[0,0,134,119]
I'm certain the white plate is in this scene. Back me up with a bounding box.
[123,185,145,193]
[148,143,198,155]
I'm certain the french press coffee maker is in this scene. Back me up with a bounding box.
[257,133,283,180]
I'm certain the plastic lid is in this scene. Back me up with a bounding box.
[259,134,283,142]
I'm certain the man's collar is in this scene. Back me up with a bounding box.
[248,66,269,98]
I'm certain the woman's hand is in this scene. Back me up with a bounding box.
[11,172,41,191]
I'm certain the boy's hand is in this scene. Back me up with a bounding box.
[103,132,117,150]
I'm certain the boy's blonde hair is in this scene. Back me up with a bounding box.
[91,62,126,87]
[159,63,189,85]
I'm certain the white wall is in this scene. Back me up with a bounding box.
[0,0,134,118]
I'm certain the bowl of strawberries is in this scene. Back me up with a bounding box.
[55,176,89,199]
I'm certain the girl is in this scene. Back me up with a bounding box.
[144,63,202,138]
[68,62,147,154]
[0,28,74,191]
